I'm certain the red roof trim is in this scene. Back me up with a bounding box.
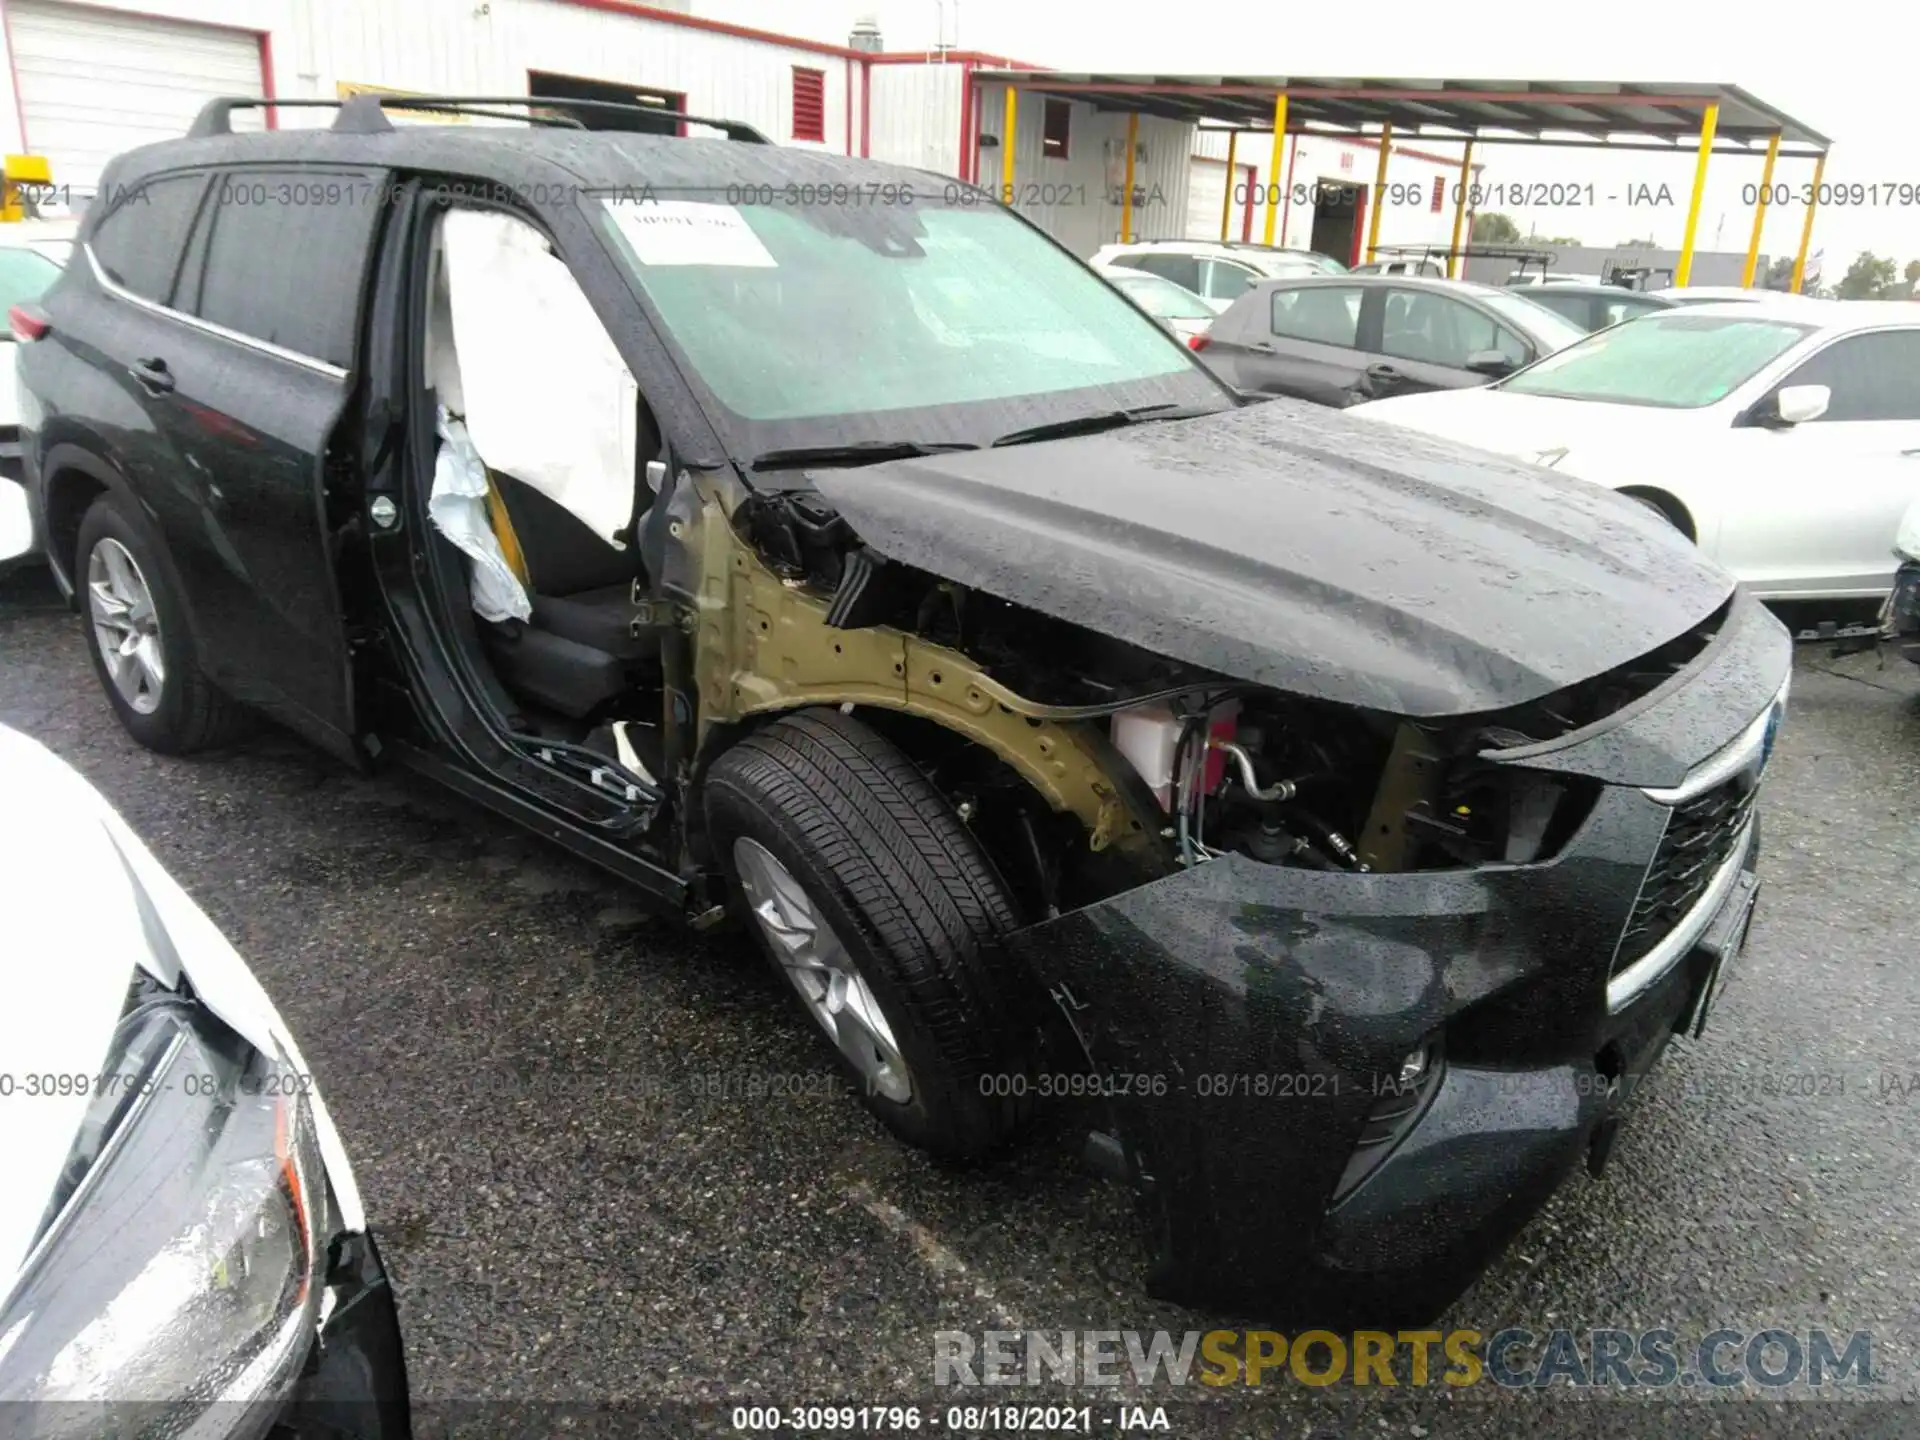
[868,51,1047,68]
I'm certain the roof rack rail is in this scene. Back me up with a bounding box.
[186,96,771,143]
[1371,243,1559,264]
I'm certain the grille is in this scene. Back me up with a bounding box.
[1613,774,1757,975]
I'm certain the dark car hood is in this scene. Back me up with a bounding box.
[811,398,1734,717]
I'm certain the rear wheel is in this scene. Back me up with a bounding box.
[75,494,249,753]
[704,708,1032,1159]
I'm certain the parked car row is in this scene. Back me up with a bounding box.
[1080,247,1920,608]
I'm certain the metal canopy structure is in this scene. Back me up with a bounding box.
[971,72,1830,290]
[969,74,1828,150]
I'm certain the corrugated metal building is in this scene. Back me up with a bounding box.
[0,0,1470,264]
[0,0,867,194]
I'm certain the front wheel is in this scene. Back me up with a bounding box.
[75,494,249,753]
[703,708,1033,1159]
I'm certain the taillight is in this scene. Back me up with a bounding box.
[1187,333,1210,352]
[9,304,49,342]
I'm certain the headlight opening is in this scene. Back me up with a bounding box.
[0,1011,329,1424]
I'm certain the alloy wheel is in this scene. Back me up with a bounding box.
[732,837,913,1103]
[87,538,166,715]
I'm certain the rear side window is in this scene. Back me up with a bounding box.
[1269,285,1362,347]
[87,173,208,304]
[181,168,382,367]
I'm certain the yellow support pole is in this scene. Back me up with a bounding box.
[1446,138,1474,279]
[1674,102,1719,287]
[1741,132,1780,288]
[1121,111,1138,243]
[1219,129,1238,242]
[1365,122,1392,263]
[999,87,1017,206]
[1791,151,1826,294]
[1261,92,1288,244]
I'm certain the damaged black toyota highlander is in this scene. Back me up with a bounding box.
[15,94,1791,1324]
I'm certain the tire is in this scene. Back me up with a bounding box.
[75,493,250,754]
[704,707,1033,1159]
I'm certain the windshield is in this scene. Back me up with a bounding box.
[1474,288,1588,351]
[0,246,62,315]
[593,191,1222,457]
[1500,311,1813,407]
[1110,271,1214,320]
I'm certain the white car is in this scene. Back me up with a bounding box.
[3,227,71,570]
[0,723,410,1431]
[1352,299,1920,600]
[1090,240,1339,305]
[1094,265,1224,344]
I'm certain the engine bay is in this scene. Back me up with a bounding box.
[734,487,1617,895]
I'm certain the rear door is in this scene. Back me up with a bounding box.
[141,165,388,762]
[41,169,212,556]
[1208,282,1370,405]
[1369,286,1530,398]
[1718,328,1920,596]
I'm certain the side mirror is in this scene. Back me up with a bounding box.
[1769,383,1830,426]
[1465,349,1517,377]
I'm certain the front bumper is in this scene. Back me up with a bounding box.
[1002,589,1789,1324]
[1882,559,1920,665]
[269,1230,412,1440]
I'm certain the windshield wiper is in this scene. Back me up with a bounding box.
[989,403,1222,448]
[747,440,980,471]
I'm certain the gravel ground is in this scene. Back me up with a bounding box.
[3,564,1916,1438]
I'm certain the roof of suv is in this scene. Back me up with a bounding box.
[101,120,941,200]
[1247,274,1510,297]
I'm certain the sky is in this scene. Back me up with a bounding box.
[697,0,1917,282]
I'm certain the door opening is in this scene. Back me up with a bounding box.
[1307,181,1361,266]
[527,69,686,135]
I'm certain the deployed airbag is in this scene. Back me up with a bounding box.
[440,209,640,548]
[429,411,532,624]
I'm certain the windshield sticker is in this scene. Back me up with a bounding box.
[603,200,776,268]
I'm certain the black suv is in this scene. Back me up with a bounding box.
[16,94,1791,1322]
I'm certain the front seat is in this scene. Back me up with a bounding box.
[477,413,663,719]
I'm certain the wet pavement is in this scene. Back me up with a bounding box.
[3,564,1916,1436]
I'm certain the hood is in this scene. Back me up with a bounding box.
[0,726,365,1286]
[812,399,1733,717]
[1354,386,1703,459]
[0,729,151,1283]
